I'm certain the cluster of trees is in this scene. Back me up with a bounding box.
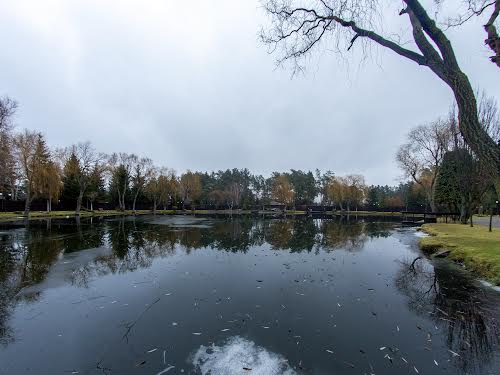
[396,94,500,223]
[3,93,495,218]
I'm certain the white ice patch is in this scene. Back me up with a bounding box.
[192,336,297,375]
[414,230,429,238]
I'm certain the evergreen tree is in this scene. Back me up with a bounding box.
[61,152,80,207]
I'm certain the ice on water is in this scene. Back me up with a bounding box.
[192,336,297,375]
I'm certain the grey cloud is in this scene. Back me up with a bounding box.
[0,0,497,185]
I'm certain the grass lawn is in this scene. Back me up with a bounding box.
[420,223,500,285]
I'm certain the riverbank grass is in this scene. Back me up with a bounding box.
[420,223,500,285]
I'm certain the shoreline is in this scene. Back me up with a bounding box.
[419,223,500,286]
[0,209,411,222]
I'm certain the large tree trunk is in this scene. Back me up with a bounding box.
[449,73,500,183]
[76,190,84,216]
[116,190,121,210]
[132,190,140,212]
[23,187,31,216]
[428,192,436,213]
[121,183,127,211]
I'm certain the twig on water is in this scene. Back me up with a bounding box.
[122,297,161,343]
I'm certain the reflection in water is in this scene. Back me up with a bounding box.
[395,235,500,374]
[0,216,391,348]
[0,215,498,374]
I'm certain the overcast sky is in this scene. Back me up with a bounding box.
[0,0,498,185]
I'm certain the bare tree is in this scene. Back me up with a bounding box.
[228,182,243,209]
[145,167,161,214]
[261,0,500,189]
[13,130,46,215]
[442,0,499,67]
[108,153,136,211]
[131,157,153,212]
[396,119,452,211]
[0,97,18,198]
[65,142,105,215]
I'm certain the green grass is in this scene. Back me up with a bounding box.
[420,223,500,285]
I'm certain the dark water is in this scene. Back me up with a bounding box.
[0,215,499,375]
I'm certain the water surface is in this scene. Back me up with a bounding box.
[0,215,498,374]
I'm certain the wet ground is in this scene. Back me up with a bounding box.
[0,215,499,374]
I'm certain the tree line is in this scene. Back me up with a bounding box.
[396,93,500,223]
[0,96,444,215]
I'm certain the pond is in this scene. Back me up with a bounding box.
[0,215,499,374]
